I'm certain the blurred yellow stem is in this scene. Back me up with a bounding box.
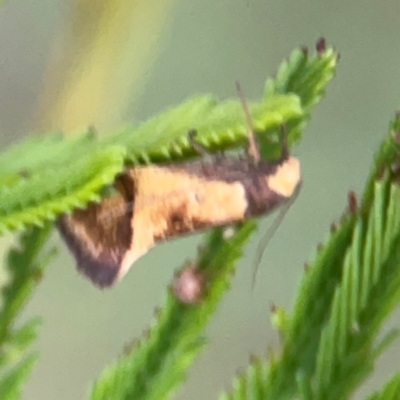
[35,0,174,134]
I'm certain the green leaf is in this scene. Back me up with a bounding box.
[264,38,337,112]
[222,215,356,400]
[262,38,338,156]
[311,178,400,399]
[0,226,54,398]
[367,372,400,400]
[362,114,400,207]
[1,225,54,335]
[0,130,94,177]
[0,146,126,235]
[0,355,38,400]
[104,94,303,164]
[0,318,41,369]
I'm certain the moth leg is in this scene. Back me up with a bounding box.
[188,129,225,162]
[235,81,260,164]
[187,129,209,156]
[279,124,290,161]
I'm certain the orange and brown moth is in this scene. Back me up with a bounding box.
[57,90,301,288]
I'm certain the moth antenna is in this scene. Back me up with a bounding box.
[251,183,302,289]
[236,81,260,164]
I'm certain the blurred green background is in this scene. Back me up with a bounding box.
[1,0,400,399]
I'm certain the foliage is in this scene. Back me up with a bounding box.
[0,225,55,399]
[2,37,400,400]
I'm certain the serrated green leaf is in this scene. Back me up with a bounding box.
[0,130,94,177]
[0,146,125,235]
[1,225,53,330]
[264,42,337,112]
[308,154,400,400]
[362,113,400,210]
[0,226,53,399]
[0,354,38,400]
[262,40,338,157]
[105,94,303,164]
[0,318,42,369]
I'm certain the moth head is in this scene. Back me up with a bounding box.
[267,156,301,198]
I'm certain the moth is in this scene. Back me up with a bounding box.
[57,88,301,288]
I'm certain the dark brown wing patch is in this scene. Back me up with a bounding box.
[56,175,134,287]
